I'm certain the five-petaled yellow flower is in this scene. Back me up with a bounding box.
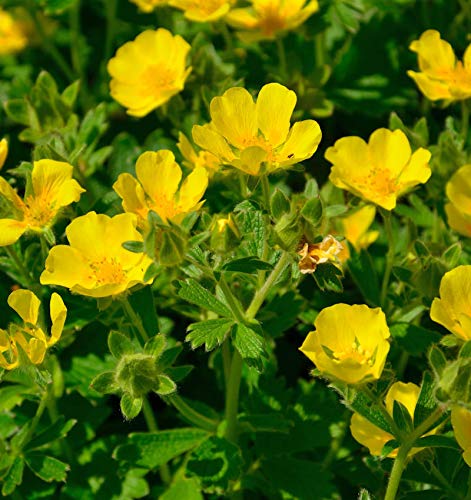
[0,289,66,370]
[108,28,192,117]
[40,212,153,298]
[430,265,471,341]
[0,159,85,247]
[408,30,471,102]
[350,382,437,457]
[113,150,208,228]
[0,8,27,56]
[226,0,319,42]
[451,406,471,467]
[169,0,235,22]
[129,0,168,12]
[193,83,322,176]
[445,164,471,238]
[299,303,390,385]
[177,132,220,176]
[0,138,8,170]
[325,128,431,210]
[338,205,379,260]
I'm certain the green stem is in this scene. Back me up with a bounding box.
[224,350,243,442]
[167,394,218,433]
[40,235,49,263]
[462,100,469,144]
[380,210,395,310]
[384,407,446,500]
[121,297,149,344]
[260,175,271,211]
[219,276,246,324]
[103,0,118,65]
[276,37,287,77]
[4,245,36,288]
[314,31,325,69]
[238,172,249,199]
[17,391,49,451]
[142,397,172,484]
[246,251,291,320]
[222,339,232,389]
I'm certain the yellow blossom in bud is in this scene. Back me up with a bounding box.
[299,303,390,385]
[0,159,85,247]
[445,164,471,237]
[40,212,153,298]
[129,0,168,12]
[169,0,236,22]
[297,235,344,274]
[193,83,321,176]
[0,138,8,170]
[325,128,431,210]
[107,29,192,117]
[113,150,208,228]
[350,382,437,457]
[177,132,220,176]
[408,30,471,102]
[0,289,66,370]
[451,406,471,467]
[0,8,27,56]
[226,0,319,42]
[430,265,471,341]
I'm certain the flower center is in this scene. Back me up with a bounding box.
[356,168,398,198]
[141,65,177,96]
[333,342,373,366]
[23,195,56,228]
[148,195,179,222]
[257,5,287,36]
[90,258,127,285]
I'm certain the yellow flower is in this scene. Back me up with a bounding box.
[350,382,435,457]
[113,150,208,227]
[325,128,431,210]
[430,265,471,341]
[297,235,344,274]
[0,138,8,170]
[177,132,220,176]
[408,30,471,102]
[169,0,235,22]
[0,159,85,247]
[107,29,192,117]
[0,8,27,56]
[226,0,319,41]
[40,212,153,298]
[299,303,390,384]
[445,164,471,237]
[451,406,471,467]
[340,205,379,259]
[129,0,168,12]
[0,289,66,370]
[192,83,322,176]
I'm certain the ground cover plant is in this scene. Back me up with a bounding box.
[1,0,471,498]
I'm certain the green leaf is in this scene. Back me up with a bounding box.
[186,319,234,351]
[120,394,143,420]
[122,241,144,253]
[61,80,80,107]
[166,365,193,382]
[358,489,373,500]
[155,375,177,396]
[42,0,78,14]
[239,413,292,434]
[312,263,343,293]
[390,324,441,356]
[1,457,24,496]
[158,345,183,371]
[300,197,323,227]
[25,417,76,451]
[413,372,437,428]
[144,334,167,359]
[459,340,471,359]
[393,400,413,433]
[25,453,69,482]
[129,286,160,339]
[413,435,460,449]
[4,99,31,126]
[222,257,273,274]
[347,248,380,306]
[159,478,203,500]
[108,331,135,359]
[90,371,119,395]
[178,279,232,317]
[113,428,209,469]
[186,437,243,493]
[428,346,447,377]
[233,323,267,372]
[381,439,399,458]
[270,189,290,219]
[234,201,265,257]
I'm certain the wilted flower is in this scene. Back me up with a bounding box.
[299,303,390,384]
[226,0,319,41]
[451,406,471,467]
[445,164,471,237]
[177,132,220,175]
[350,382,436,457]
[40,212,153,298]
[193,83,322,176]
[169,0,235,22]
[113,150,208,227]
[129,0,168,12]
[297,235,344,274]
[430,265,471,341]
[325,128,431,210]
[0,8,27,56]
[0,138,7,170]
[338,205,379,260]
[0,159,85,247]
[0,289,66,370]
[108,29,191,117]
[408,30,471,102]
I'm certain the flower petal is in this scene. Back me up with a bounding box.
[368,129,411,176]
[40,245,92,289]
[49,293,67,346]
[113,173,148,219]
[8,289,41,324]
[192,124,235,163]
[0,219,27,246]
[177,166,208,212]
[277,120,322,166]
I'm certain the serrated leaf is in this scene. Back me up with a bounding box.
[121,394,143,420]
[25,453,69,482]
[186,319,234,351]
[114,428,209,469]
[25,417,76,451]
[1,456,24,496]
[178,279,231,317]
[312,263,343,293]
[233,323,267,372]
[155,375,177,396]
